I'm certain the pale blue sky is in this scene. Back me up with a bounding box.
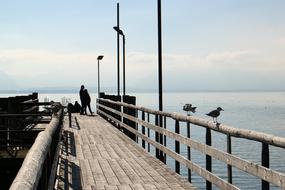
[0,1,284,91]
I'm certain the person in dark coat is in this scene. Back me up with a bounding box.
[82,89,93,115]
[73,101,81,113]
[79,85,93,115]
[67,103,74,113]
[79,85,86,115]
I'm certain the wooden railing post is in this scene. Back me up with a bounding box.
[175,120,180,174]
[155,114,160,159]
[67,103,72,128]
[147,113,150,152]
[206,128,212,190]
[187,121,191,182]
[142,111,145,149]
[163,116,167,164]
[159,115,164,162]
[227,134,232,184]
[96,99,99,114]
[262,142,270,190]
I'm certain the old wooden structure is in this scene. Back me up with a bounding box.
[10,108,63,190]
[0,93,63,189]
[0,93,56,150]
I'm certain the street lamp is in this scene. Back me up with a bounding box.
[113,26,126,96]
[97,55,104,98]
[157,0,164,162]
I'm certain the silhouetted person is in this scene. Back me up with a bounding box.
[83,89,93,115]
[73,101,81,113]
[206,107,224,123]
[79,85,87,115]
[67,103,73,113]
[79,85,93,115]
[67,103,73,127]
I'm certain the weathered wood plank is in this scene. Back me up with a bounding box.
[76,145,84,160]
[98,158,120,186]
[82,144,93,160]
[117,184,132,190]
[104,185,118,190]
[79,159,95,186]
[108,159,132,185]
[89,159,107,187]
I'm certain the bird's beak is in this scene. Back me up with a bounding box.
[221,108,224,111]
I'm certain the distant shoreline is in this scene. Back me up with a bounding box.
[0,89,284,94]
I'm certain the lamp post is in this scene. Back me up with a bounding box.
[97,55,104,98]
[116,3,120,96]
[113,26,126,96]
[157,0,164,162]
[157,0,163,113]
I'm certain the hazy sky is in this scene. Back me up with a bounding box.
[0,0,284,91]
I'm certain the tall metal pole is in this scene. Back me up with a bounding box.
[157,0,164,161]
[123,34,126,96]
[117,3,120,96]
[97,59,100,98]
[158,0,162,112]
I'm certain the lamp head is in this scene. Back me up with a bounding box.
[113,26,124,35]
[97,55,104,60]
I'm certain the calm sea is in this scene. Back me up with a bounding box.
[1,92,285,189]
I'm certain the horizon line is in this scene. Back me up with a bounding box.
[0,88,284,94]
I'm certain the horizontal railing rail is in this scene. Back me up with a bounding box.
[0,113,52,117]
[98,98,285,149]
[97,98,285,190]
[20,99,39,104]
[9,105,63,190]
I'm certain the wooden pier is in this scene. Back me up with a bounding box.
[8,95,285,190]
[55,114,196,190]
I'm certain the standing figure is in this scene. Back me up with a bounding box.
[83,89,93,115]
[79,85,86,115]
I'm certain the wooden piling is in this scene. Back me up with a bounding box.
[175,120,180,174]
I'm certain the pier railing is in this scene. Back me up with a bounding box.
[9,104,63,190]
[97,98,285,190]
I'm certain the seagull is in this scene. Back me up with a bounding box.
[183,104,197,116]
[206,107,224,123]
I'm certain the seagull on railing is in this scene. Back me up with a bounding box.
[206,107,224,123]
[183,104,196,116]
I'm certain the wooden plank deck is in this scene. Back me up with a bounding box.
[55,114,196,190]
